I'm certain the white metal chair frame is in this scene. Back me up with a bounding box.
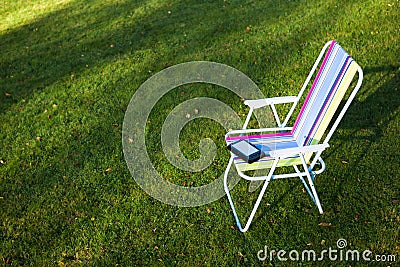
[224,41,363,232]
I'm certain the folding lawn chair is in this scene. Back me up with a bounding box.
[224,40,363,232]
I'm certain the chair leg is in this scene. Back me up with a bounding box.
[293,165,316,203]
[224,156,279,232]
[299,155,324,214]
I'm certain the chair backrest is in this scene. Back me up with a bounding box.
[292,41,361,147]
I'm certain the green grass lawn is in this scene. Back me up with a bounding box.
[1,0,399,266]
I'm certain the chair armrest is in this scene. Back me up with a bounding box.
[225,127,293,139]
[270,144,329,158]
[244,96,298,109]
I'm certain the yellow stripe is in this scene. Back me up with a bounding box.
[312,61,359,144]
[235,157,302,171]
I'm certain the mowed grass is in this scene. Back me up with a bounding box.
[1,0,399,266]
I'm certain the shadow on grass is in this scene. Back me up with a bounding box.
[320,65,399,209]
[323,64,399,168]
[0,0,310,112]
[342,65,399,135]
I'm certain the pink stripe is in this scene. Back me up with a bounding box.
[303,56,351,146]
[292,40,336,133]
[226,131,291,141]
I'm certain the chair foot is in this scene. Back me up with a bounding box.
[224,157,279,232]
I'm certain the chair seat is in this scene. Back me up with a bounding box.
[226,132,303,171]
